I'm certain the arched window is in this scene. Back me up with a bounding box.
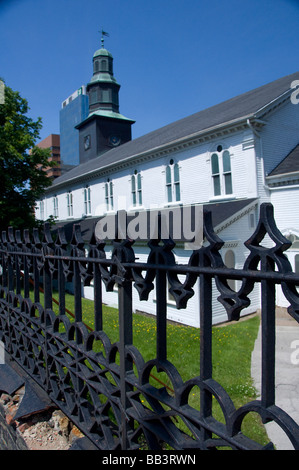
[40,200,44,220]
[90,90,97,105]
[67,192,73,217]
[53,196,58,218]
[84,187,91,215]
[166,159,180,203]
[131,171,142,206]
[287,234,299,250]
[211,145,233,197]
[211,153,220,196]
[166,165,172,202]
[105,179,113,211]
[223,150,232,194]
[295,255,299,294]
[101,59,108,71]
[100,88,110,103]
[225,249,236,290]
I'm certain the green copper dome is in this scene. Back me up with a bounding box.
[93,48,113,58]
[87,40,122,115]
[89,73,119,85]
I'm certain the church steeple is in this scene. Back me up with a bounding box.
[87,33,120,114]
[76,33,135,164]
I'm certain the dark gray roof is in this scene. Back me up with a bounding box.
[52,198,257,242]
[49,71,299,190]
[269,144,299,176]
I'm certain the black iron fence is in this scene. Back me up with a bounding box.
[0,202,299,450]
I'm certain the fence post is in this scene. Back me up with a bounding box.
[199,268,213,444]
[118,277,133,450]
[156,268,167,363]
[93,261,103,331]
[261,257,276,414]
[0,203,299,450]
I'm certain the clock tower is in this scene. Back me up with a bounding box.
[76,34,135,164]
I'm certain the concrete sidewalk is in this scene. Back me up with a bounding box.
[251,308,299,450]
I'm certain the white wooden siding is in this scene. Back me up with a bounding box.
[260,100,299,176]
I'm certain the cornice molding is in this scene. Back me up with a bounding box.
[46,118,263,194]
[266,171,299,188]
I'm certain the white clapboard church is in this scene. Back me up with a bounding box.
[36,42,299,327]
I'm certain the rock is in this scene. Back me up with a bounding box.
[49,410,70,437]
[0,389,88,450]
[69,424,84,443]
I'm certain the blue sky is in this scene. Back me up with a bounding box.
[1,0,299,142]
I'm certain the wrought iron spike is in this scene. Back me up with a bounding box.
[202,209,224,251]
[56,225,68,247]
[23,229,31,246]
[70,223,85,247]
[15,229,22,245]
[245,202,292,252]
[42,222,54,245]
[7,226,15,243]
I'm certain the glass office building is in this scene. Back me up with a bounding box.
[59,87,89,167]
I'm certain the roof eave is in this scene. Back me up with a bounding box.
[46,115,261,193]
[254,88,293,119]
[213,198,258,234]
[75,111,135,129]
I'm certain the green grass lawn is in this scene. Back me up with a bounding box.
[43,291,268,447]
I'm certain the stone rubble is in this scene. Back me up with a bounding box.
[0,386,85,450]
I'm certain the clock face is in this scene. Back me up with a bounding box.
[109,135,121,147]
[84,135,91,150]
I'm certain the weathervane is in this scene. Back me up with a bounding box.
[99,29,109,48]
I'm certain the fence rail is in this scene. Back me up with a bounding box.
[0,202,299,450]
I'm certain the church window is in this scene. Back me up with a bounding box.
[53,196,58,218]
[211,153,220,196]
[40,200,44,220]
[249,212,255,229]
[94,60,100,72]
[295,255,299,293]
[101,59,108,71]
[84,135,91,150]
[105,179,114,211]
[84,187,91,215]
[131,171,142,206]
[223,150,232,194]
[166,159,181,203]
[211,146,233,197]
[112,90,119,106]
[225,249,236,290]
[101,89,110,103]
[67,191,73,217]
[287,234,299,250]
[90,90,97,104]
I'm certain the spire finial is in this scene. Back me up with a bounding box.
[99,29,109,48]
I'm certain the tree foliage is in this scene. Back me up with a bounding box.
[0,81,55,230]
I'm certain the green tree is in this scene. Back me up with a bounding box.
[0,81,55,230]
